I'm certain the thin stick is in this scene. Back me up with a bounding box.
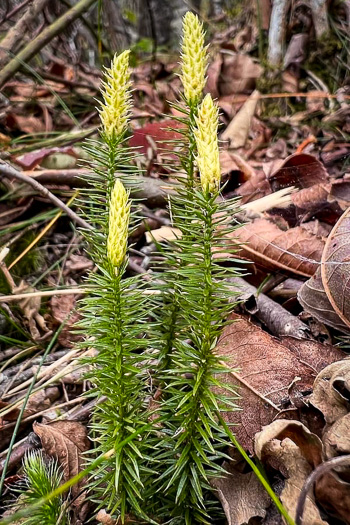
[0,161,91,230]
[0,0,97,87]
[0,287,87,302]
[295,455,350,525]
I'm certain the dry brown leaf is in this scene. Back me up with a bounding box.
[96,510,116,524]
[5,113,47,134]
[50,293,81,348]
[219,54,263,96]
[315,471,350,525]
[298,267,350,333]
[217,314,343,451]
[330,178,350,210]
[234,172,271,203]
[291,183,331,212]
[13,280,50,340]
[205,53,222,99]
[145,225,181,243]
[321,206,350,329]
[221,90,260,148]
[269,153,328,192]
[33,421,90,506]
[255,420,326,525]
[309,359,350,426]
[300,221,332,239]
[64,254,94,274]
[211,461,271,525]
[323,413,350,459]
[219,151,242,179]
[232,218,324,277]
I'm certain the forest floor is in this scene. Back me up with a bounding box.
[0,3,350,525]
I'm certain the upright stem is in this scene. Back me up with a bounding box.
[202,194,214,352]
[112,268,124,419]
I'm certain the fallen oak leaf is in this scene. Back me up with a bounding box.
[231,218,324,277]
[33,421,90,508]
[217,314,344,451]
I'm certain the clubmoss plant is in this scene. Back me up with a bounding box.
[156,13,209,376]
[0,11,297,525]
[13,451,67,525]
[78,50,156,522]
[153,93,241,523]
[80,11,241,524]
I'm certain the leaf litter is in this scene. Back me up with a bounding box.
[0,3,350,524]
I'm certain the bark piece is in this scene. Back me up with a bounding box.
[268,0,291,65]
[228,276,310,338]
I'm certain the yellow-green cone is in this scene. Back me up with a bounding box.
[107,179,130,267]
[99,50,132,139]
[194,94,221,193]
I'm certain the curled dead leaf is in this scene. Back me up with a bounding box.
[255,420,326,525]
[323,413,350,459]
[269,153,328,191]
[291,183,331,213]
[298,267,350,333]
[309,359,350,426]
[321,206,350,329]
[315,470,350,525]
[211,461,271,525]
[232,218,324,277]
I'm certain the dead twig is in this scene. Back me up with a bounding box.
[0,161,92,230]
[0,0,50,67]
[227,276,310,338]
[296,455,350,525]
[27,168,172,208]
[268,0,291,65]
[0,0,97,87]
